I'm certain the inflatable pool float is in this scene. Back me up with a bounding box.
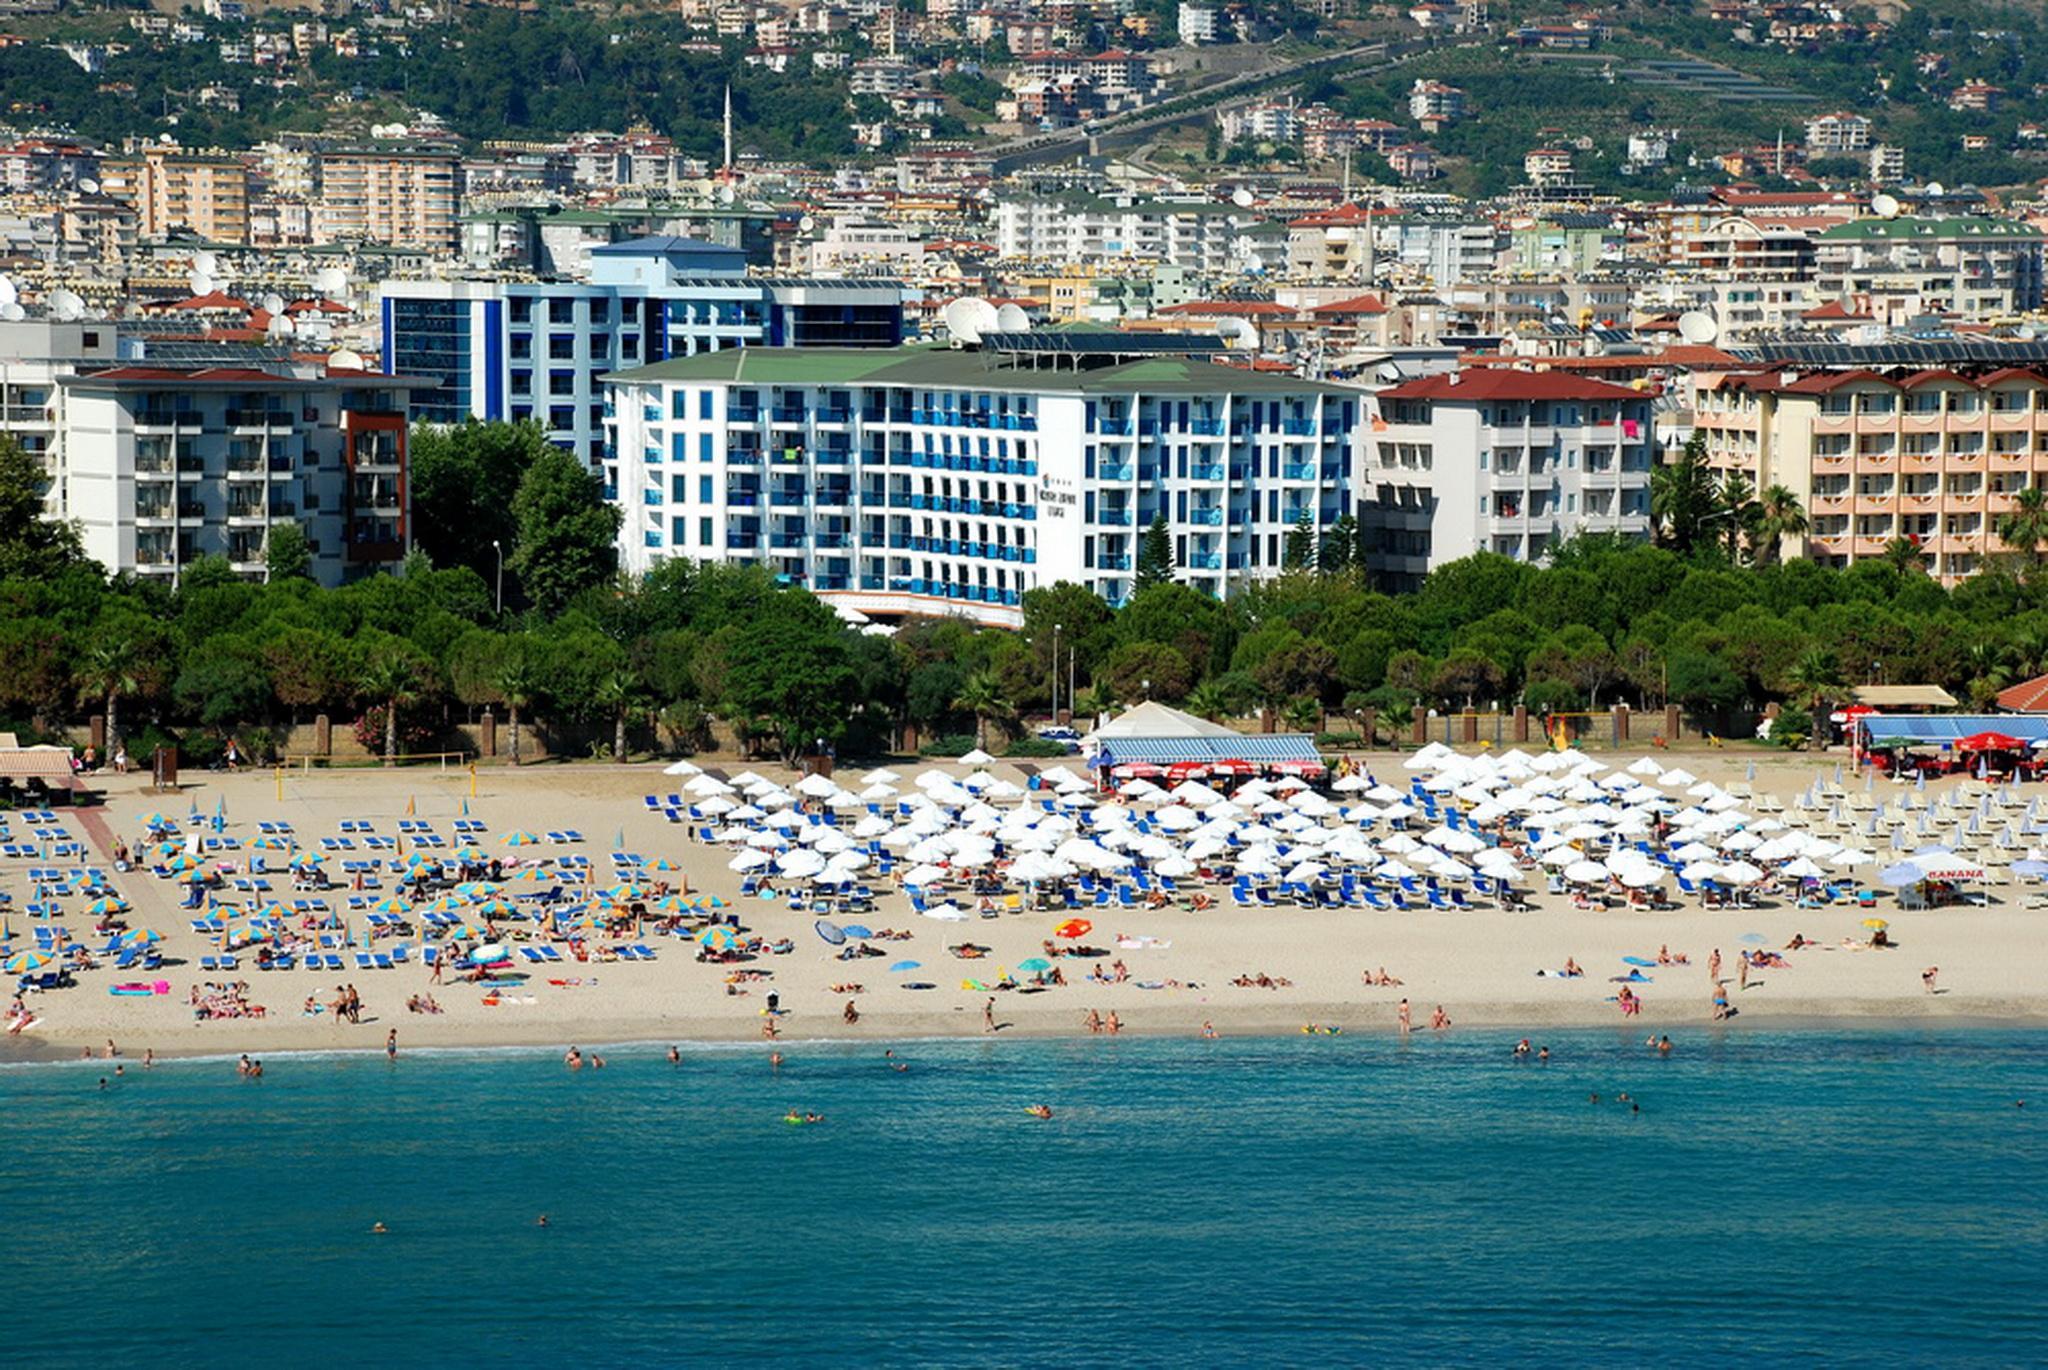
[110,983,160,996]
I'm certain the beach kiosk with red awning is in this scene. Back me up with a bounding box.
[1081,701,1325,787]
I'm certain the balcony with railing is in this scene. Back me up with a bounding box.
[228,409,293,432]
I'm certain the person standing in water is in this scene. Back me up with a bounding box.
[1397,999,1412,1035]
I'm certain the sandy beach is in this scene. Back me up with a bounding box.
[5,747,2046,1064]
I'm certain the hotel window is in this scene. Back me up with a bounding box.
[699,434,713,461]
[700,390,714,420]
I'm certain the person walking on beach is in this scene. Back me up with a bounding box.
[1709,948,1722,983]
[1738,956,1749,993]
[1397,998,1412,1035]
[1923,965,1940,993]
[983,997,996,1033]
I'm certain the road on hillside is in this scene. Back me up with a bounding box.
[987,35,1473,171]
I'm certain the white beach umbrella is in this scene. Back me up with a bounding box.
[1374,859,1417,881]
[795,773,840,798]
[1563,860,1610,885]
[777,848,827,879]
[957,749,994,766]
[901,862,948,887]
[860,768,901,785]
[728,848,771,872]
[1718,859,1767,884]
[662,759,702,777]
[920,902,969,921]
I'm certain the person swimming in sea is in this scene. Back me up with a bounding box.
[1026,1104,1053,1119]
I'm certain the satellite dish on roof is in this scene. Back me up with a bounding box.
[942,297,999,346]
[995,303,1030,332]
[0,303,24,323]
[0,275,16,308]
[1215,317,1259,350]
[267,314,294,339]
[158,132,175,145]
[78,177,99,194]
[314,266,350,301]
[194,251,218,275]
[717,184,736,204]
[1231,187,1255,207]
[1871,192,1901,219]
[798,214,815,232]
[48,289,85,322]
[261,292,286,315]
[188,270,215,298]
[328,348,366,371]
[1676,310,1720,345]
[1925,181,1945,198]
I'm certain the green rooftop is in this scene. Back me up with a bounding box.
[1818,217,2044,240]
[606,347,1353,396]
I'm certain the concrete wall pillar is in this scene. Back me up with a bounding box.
[314,714,331,756]
[479,710,496,758]
[1513,705,1529,742]
[1410,706,1426,745]
[1615,704,1630,742]
[1664,704,1681,741]
[88,715,105,751]
[1460,710,1477,744]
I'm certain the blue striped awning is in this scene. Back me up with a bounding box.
[1857,714,2048,745]
[1092,735,1324,766]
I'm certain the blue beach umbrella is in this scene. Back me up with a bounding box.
[814,919,846,946]
[1016,957,1052,972]
[888,960,922,973]
[839,923,873,939]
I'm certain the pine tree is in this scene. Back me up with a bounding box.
[1135,514,1174,589]
[1283,510,1316,569]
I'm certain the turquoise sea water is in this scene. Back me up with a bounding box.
[4,1027,2045,1366]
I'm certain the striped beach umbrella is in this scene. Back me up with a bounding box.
[503,831,541,847]
[85,896,129,917]
[162,852,201,873]
[371,896,411,915]
[250,835,292,850]
[139,813,175,832]
[696,925,739,951]
[114,926,162,947]
[2,948,53,974]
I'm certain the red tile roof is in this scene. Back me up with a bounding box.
[1996,671,2048,713]
[1377,369,1645,402]
[1156,300,1293,317]
[1309,293,1388,316]
[141,290,249,312]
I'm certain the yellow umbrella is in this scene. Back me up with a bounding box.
[1862,918,1890,930]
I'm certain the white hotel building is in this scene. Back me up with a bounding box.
[602,339,1364,625]
[1358,369,1656,590]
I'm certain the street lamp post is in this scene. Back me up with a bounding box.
[1051,622,1062,724]
[492,539,503,616]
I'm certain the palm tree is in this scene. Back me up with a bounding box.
[952,670,1014,751]
[1074,684,1120,724]
[1998,485,2048,570]
[1751,484,1809,567]
[1281,695,1321,734]
[1715,471,1758,559]
[1183,680,1230,724]
[496,660,537,766]
[1649,436,1720,553]
[1783,647,1847,751]
[359,651,422,767]
[593,667,638,763]
[76,639,137,761]
[1881,535,1928,576]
